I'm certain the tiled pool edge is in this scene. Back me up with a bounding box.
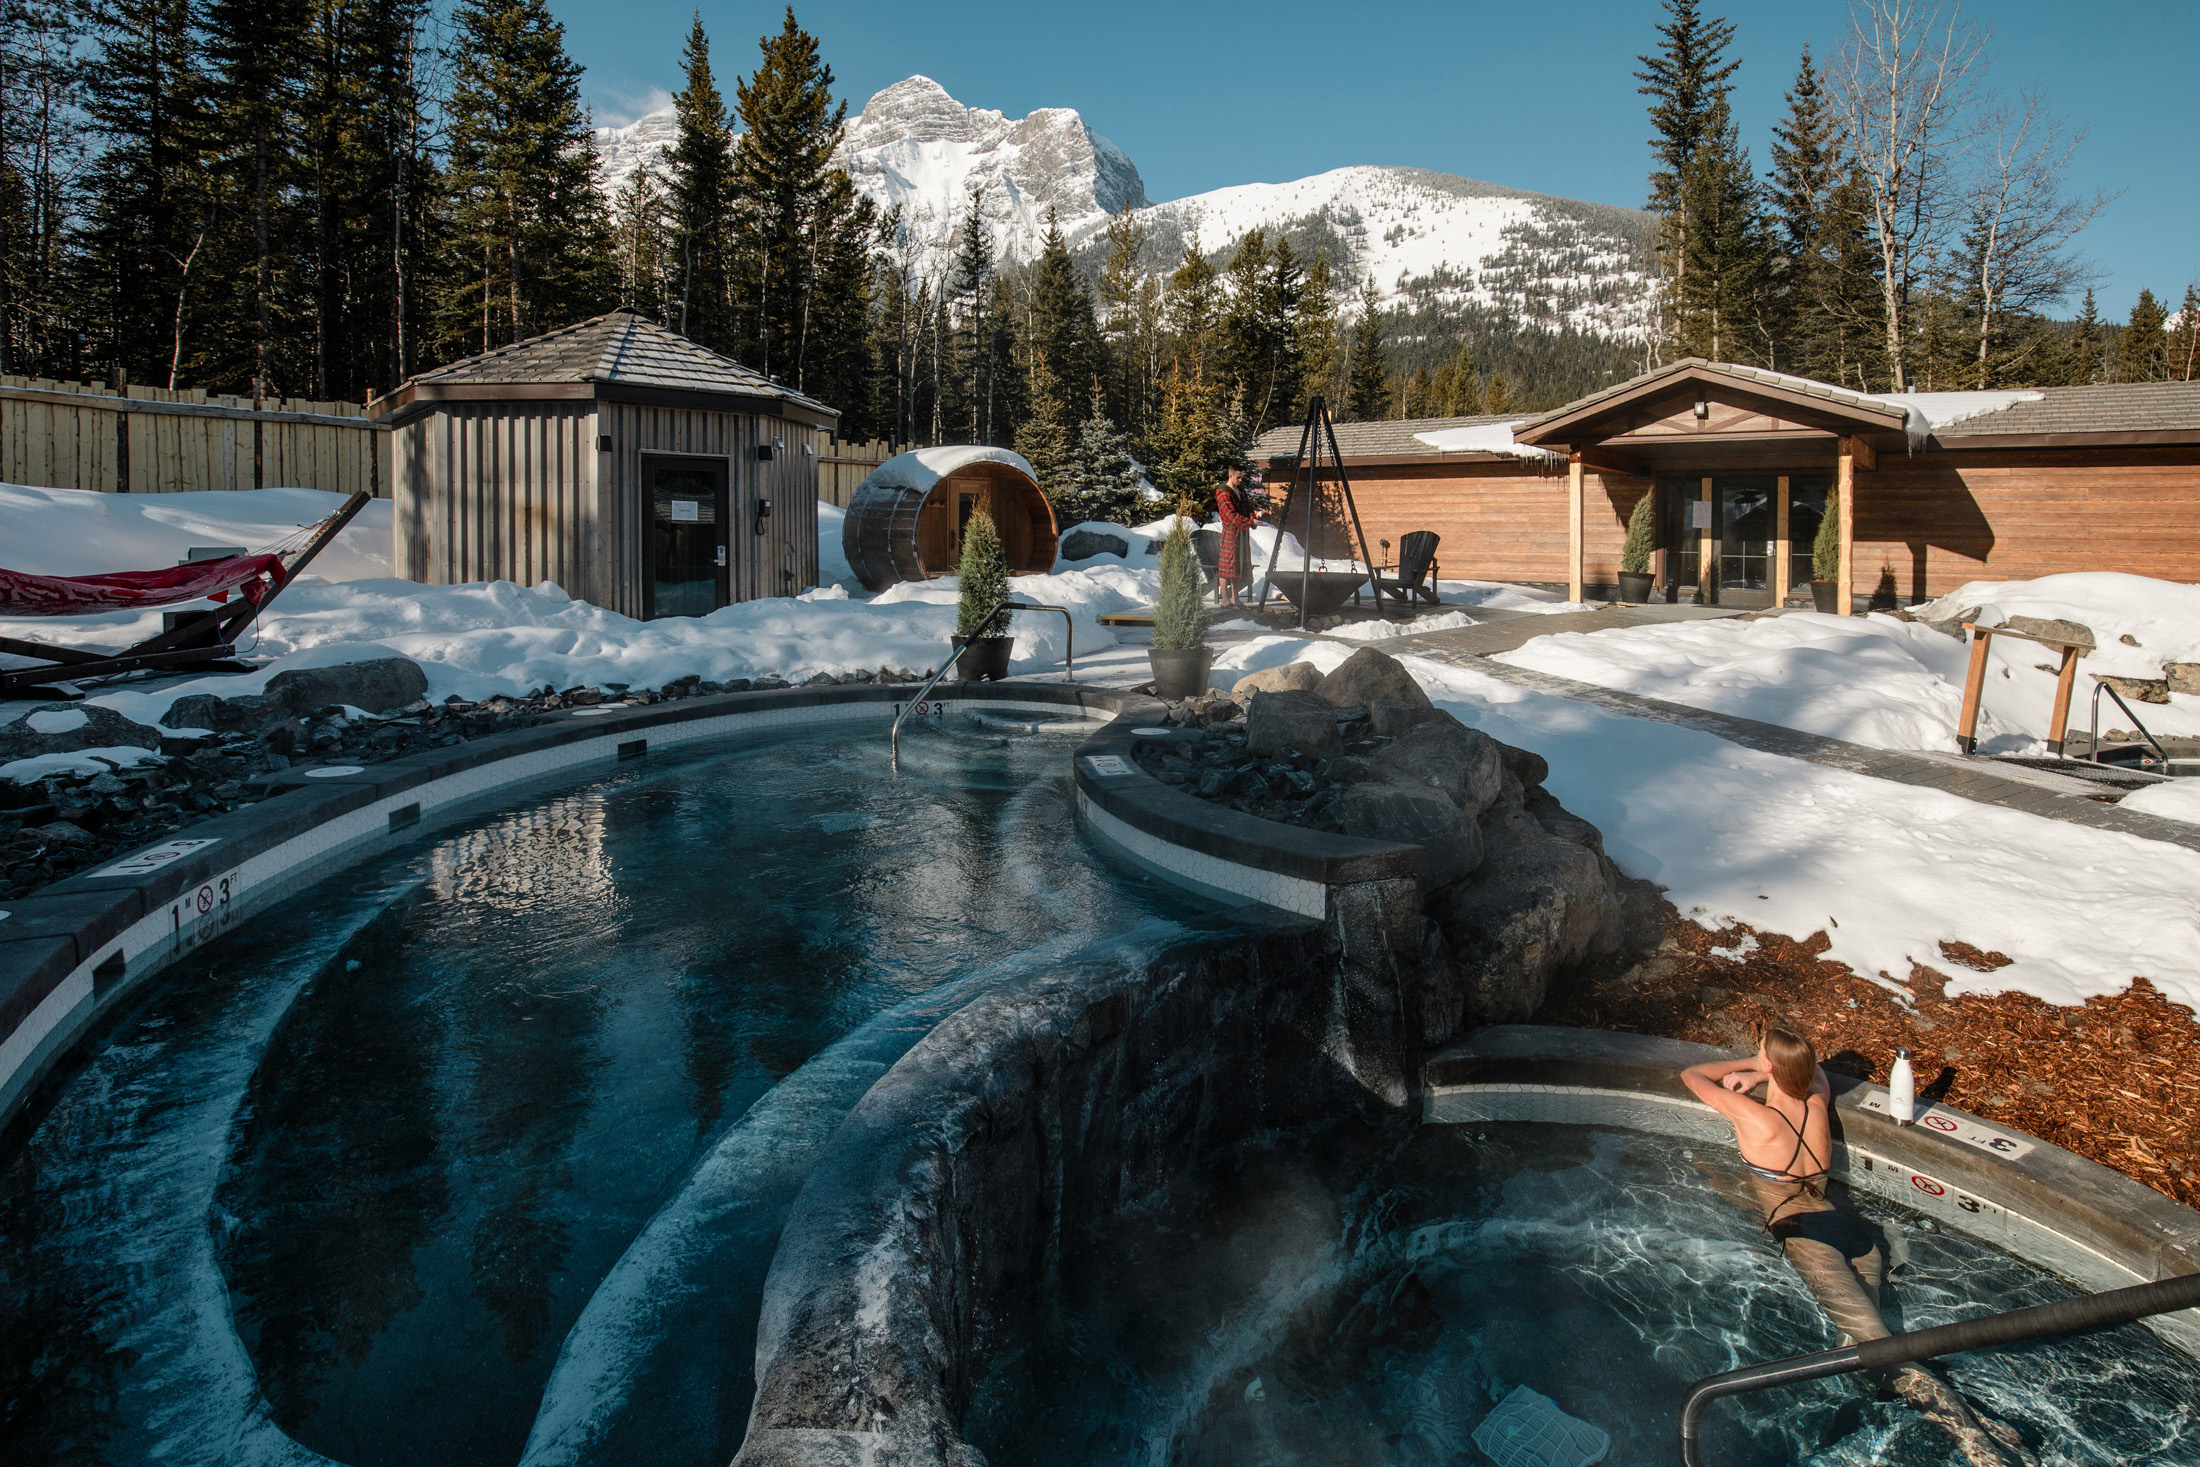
[1425,1025,2200,1359]
[0,681,1128,1136]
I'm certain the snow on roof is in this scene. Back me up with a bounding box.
[859,445,1036,494]
[1411,421,1564,461]
[1878,390,2045,442]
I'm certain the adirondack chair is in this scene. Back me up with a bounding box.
[0,491,371,698]
[1365,531,1443,608]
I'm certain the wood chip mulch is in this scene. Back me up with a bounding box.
[1539,913,2200,1209]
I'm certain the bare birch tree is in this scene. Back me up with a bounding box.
[1831,0,1988,391]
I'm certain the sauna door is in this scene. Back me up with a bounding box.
[644,457,729,618]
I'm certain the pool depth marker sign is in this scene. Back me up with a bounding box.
[1855,1089,2034,1159]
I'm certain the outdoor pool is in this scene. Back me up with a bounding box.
[966,1121,2200,1466]
[0,722,1217,1467]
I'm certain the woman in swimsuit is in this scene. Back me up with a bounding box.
[1683,1025,2035,1467]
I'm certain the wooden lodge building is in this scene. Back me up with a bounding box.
[1252,360,2200,611]
[370,310,837,619]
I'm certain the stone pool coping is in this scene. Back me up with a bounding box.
[0,680,1127,1135]
[1427,1025,2200,1358]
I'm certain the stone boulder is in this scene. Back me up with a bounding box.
[1333,779,1482,890]
[1370,717,1504,817]
[2095,674,2170,705]
[1497,741,1549,790]
[2004,614,2094,649]
[2170,662,2200,696]
[1318,647,1430,711]
[1059,528,1135,562]
[1369,701,1451,738]
[1243,689,1343,758]
[160,692,276,733]
[0,703,161,759]
[1232,661,1326,697]
[1424,797,1624,1024]
[263,657,429,717]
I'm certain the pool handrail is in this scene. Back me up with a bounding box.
[1678,1269,2200,1466]
[889,597,1078,771]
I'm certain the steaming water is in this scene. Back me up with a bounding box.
[967,1122,2200,1466]
[0,724,1214,1467]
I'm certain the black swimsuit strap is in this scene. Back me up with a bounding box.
[1767,1100,1825,1181]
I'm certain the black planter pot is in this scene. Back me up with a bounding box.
[1617,570,1654,604]
[1810,579,1842,615]
[951,635,1014,681]
[1147,646,1215,701]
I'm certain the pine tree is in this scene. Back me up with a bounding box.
[942,188,994,441]
[1635,0,1740,346]
[1,0,88,377]
[1344,276,1387,420]
[1028,210,1100,411]
[1767,46,1840,376]
[612,162,673,319]
[730,6,850,383]
[806,168,879,434]
[1152,508,1207,652]
[1217,230,1304,434]
[2066,288,2104,385]
[1292,249,1342,416]
[1165,232,1220,374]
[2116,288,2170,383]
[1446,341,1483,414]
[76,0,206,387]
[1014,349,1074,497]
[666,14,736,349]
[1621,488,1657,574]
[1400,362,1434,418]
[437,0,612,357]
[954,507,1009,637]
[1674,95,1772,364]
[1060,381,1144,526]
[2176,283,2200,383]
[1096,204,1150,431]
[1484,369,1514,416]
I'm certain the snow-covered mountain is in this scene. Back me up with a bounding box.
[592,76,1654,339]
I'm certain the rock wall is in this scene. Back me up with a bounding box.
[734,922,1408,1467]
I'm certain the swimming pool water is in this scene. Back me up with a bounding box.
[0,725,1215,1467]
[966,1121,2200,1466]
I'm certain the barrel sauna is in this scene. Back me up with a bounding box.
[842,446,1059,592]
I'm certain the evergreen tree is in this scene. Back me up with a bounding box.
[1484,369,1514,416]
[436,0,612,357]
[1635,0,1740,346]
[1096,204,1147,429]
[1344,276,1387,420]
[1013,349,1074,497]
[1445,341,1483,414]
[2176,283,2200,383]
[76,0,206,387]
[612,162,673,320]
[1,0,88,377]
[1218,229,1304,434]
[1400,362,1434,418]
[666,14,735,348]
[1292,249,1342,417]
[1152,507,1208,653]
[2116,288,2170,383]
[954,507,1008,636]
[2066,288,2104,385]
[942,187,994,440]
[1164,232,1220,374]
[1767,45,1841,376]
[1027,210,1100,411]
[1059,381,1144,526]
[730,6,852,385]
[805,168,879,433]
[1621,488,1657,574]
[1674,95,1772,363]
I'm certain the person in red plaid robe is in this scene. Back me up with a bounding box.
[1214,464,1261,606]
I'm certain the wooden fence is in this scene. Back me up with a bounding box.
[816,436,897,507]
[2,375,389,497]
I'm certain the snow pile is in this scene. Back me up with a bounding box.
[1215,633,2200,1008]
[1916,572,2200,740]
[1494,611,2034,752]
[2121,780,2200,826]
[1328,610,1477,642]
[1411,421,1563,461]
[0,483,392,581]
[852,445,1034,495]
[2,745,167,784]
[1436,580,1585,614]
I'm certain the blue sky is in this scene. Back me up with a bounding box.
[555,0,2197,318]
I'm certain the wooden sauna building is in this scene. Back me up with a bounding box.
[842,447,1058,592]
[370,310,838,618]
[1252,359,2200,610]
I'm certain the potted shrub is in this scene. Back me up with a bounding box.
[952,508,1015,680]
[1148,509,1213,699]
[1617,491,1656,603]
[1810,489,1843,614]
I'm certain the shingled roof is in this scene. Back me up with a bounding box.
[1250,414,1520,460]
[376,309,836,422]
[1930,380,2200,440]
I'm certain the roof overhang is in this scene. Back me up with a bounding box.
[1514,361,1908,449]
[369,379,839,430]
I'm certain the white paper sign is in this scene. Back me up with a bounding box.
[1855,1090,2034,1159]
[670,499,701,522]
[91,838,220,878]
[1689,501,1714,529]
[1081,755,1136,779]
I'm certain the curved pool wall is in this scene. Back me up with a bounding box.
[0,681,1126,1138]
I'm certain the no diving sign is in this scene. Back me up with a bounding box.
[1856,1090,2035,1160]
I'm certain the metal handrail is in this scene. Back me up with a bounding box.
[889,657,961,772]
[887,598,1079,771]
[2087,677,2171,766]
[1004,601,1074,675]
[1679,1270,2200,1466]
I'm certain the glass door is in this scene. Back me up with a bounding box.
[645,459,729,618]
[1659,477,1703,596]
[1788,476,1830,597]
[1716,477,1775,606]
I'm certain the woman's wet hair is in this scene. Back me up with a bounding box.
[1762,1024,1817,1100]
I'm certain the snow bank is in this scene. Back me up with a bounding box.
[0,483,392,581]
[1435,579,1584,614]
[1411,421,1563,461]
[855,445,1033,494]
[817,503,857,589]
[2121,779,2200,826]
[1327,610,1478,642]
[1494,611,2034,752]
[1406,654,2200,1010]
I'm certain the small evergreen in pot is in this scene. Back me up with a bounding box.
[1811,489,1843,614]
[1148,509,1213,700]
[952,508,1015,680]
[1617,491,1656,603]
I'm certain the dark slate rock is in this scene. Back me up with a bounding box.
[1317,647,1430,711]
[263,657,430,716]
[1059,527,1134,561]
[1244,690,1343,759]
[1370,718,1503,817]
[0,703,161,758]
[1332,779,1482,890]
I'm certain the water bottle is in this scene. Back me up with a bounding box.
[1889,1047,1916,1126]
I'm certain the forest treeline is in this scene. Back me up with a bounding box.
[4,0,2194,526]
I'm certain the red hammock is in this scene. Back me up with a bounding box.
[0,554,286,617]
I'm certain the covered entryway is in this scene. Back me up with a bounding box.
[1657,474,1830,606]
